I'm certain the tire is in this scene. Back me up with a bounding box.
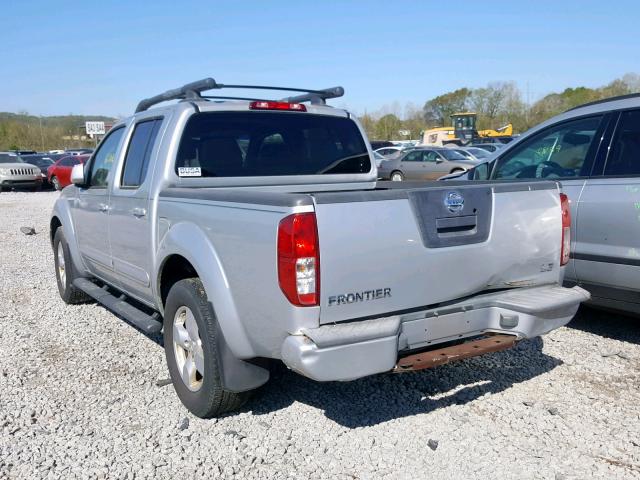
[390,171,404,182]
[164,278,251,418]
[51,176,61,191]
[53,227,90,304]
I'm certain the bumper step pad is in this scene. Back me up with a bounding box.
[394,334,517,372]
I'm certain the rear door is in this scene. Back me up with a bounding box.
[424,151,450,179]
[108,116,165,303]
[573,109,640,305]
[74,126,126,279]
[491,114,607,283]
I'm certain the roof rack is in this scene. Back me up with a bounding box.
[565,92,640,112]
[135,78,345,113]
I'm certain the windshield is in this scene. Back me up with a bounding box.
[439,149,468,161]
[176,112,370,177]
[0,154,23,164]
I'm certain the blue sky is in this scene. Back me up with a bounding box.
[1,0,638,118]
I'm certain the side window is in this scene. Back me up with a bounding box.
[60,158,74,167]
[494,116,602,179]
[121,119,162,188]
[604,110,640,176]
[424,151,439,162]
[87,127,125,188]
[403,151,422,162]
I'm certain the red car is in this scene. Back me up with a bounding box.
[47,155,90,190]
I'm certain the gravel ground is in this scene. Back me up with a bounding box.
[1,191,639,479]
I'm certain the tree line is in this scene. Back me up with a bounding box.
[2,73,639,149]
[0,113,115,151]
[360,73,640,141]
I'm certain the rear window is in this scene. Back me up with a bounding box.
[175,112,370,177]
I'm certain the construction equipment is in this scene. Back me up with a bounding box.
[421,112,513,146]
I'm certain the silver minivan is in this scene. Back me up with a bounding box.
[453,93,640,315]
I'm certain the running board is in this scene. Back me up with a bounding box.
[73,278,163,334]
[394,334,517,372]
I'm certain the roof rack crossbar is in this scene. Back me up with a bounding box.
[135,78,344,112]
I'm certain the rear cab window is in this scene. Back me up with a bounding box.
[175,112,370,178]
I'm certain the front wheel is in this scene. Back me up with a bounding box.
[51,176,61,191]
[390,171,404,182]
[164,278,251,418]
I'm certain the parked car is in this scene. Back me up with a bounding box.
[444,93,640,315]
[50,78,587,418]
[470,143,503,153]
[378,147,478,181]
[65,148,94,156]
[48,154,90,190]
[370,140,395,150]
[21,154,57,187]
[372,151,385,168]
[375,146,407,157]
[461,146,492,160]
[0,152,43,191]
[447,147,491,162]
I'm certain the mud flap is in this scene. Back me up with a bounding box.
[211,302,270,393]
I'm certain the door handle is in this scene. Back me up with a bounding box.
[98,203,110,212]
[131,207,147,218]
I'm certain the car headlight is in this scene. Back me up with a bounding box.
[0,168,9,175]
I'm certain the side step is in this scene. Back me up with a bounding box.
[73,278,163,334]
[394,334,517,372]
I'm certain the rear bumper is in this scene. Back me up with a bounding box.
[281,285,590,381]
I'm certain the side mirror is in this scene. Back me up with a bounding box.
[435,158,444,163]
[71,164,86,186]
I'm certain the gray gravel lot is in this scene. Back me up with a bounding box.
[1,191,639,479]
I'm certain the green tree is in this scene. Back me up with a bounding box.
[422,88,471,126]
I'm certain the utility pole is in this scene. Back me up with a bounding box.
[39,116,45,151]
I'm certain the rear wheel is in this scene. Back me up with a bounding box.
[164,278,251,418]
[390,171,404,182]
[51,176,61,191]
[53,227,90,304]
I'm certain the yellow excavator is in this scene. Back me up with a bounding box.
[421,112,513,146]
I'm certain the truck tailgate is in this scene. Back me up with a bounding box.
[312,181,563,324]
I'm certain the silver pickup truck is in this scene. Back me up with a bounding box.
[50,79,589,417]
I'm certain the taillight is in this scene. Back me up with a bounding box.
[277,213,319,306]
[249,101,307,112]
[560,193,571,266]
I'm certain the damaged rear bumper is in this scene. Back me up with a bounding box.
[281,285,590,381]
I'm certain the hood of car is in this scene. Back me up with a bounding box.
[0,163,40,171]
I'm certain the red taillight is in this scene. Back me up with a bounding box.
[560,193,571,266]
[249,101,307,112]
[278,213,319,306]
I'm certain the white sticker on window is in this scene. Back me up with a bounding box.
[178,167,202,177]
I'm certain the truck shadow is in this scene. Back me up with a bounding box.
[247,337,561,428]
[567,306,640,345]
